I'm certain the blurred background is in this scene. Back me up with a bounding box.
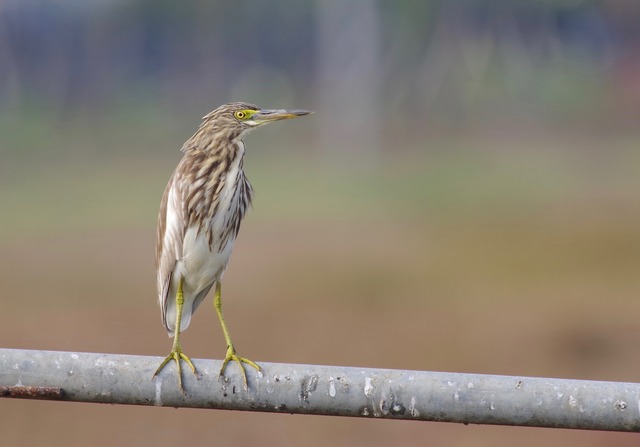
[1,0,639,445]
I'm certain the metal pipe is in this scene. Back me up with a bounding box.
[1,348,638,431]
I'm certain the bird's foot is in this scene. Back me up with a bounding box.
[153,347,197,393]
[219,345,261,389]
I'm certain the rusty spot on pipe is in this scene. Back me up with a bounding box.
[0,386,64,400]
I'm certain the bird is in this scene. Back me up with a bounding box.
[153,102,312,391]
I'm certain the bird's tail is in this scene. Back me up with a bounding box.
[164,301,194,338]
[163,283,212,337]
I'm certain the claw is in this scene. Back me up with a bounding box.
[219,345,261,389]
[153,348,197,393]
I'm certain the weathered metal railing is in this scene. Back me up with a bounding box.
[1,348,638,432]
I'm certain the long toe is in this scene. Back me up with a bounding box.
[153,349,198,393]
[219,349,261,389]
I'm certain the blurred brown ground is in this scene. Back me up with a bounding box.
[1,135,640,446]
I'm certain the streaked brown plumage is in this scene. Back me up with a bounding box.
[153,102,312,391]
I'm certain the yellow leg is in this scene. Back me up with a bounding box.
[214,281,261,388]
[153,277,197,392]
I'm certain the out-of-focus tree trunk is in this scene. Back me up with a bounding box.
[315,0,381,156]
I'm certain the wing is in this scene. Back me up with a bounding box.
[156,168,186,330]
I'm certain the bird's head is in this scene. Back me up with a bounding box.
[200,102,313,141]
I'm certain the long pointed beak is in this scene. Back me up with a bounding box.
[251,109,313,124]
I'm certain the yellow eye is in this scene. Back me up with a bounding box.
[234,110,246,120]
